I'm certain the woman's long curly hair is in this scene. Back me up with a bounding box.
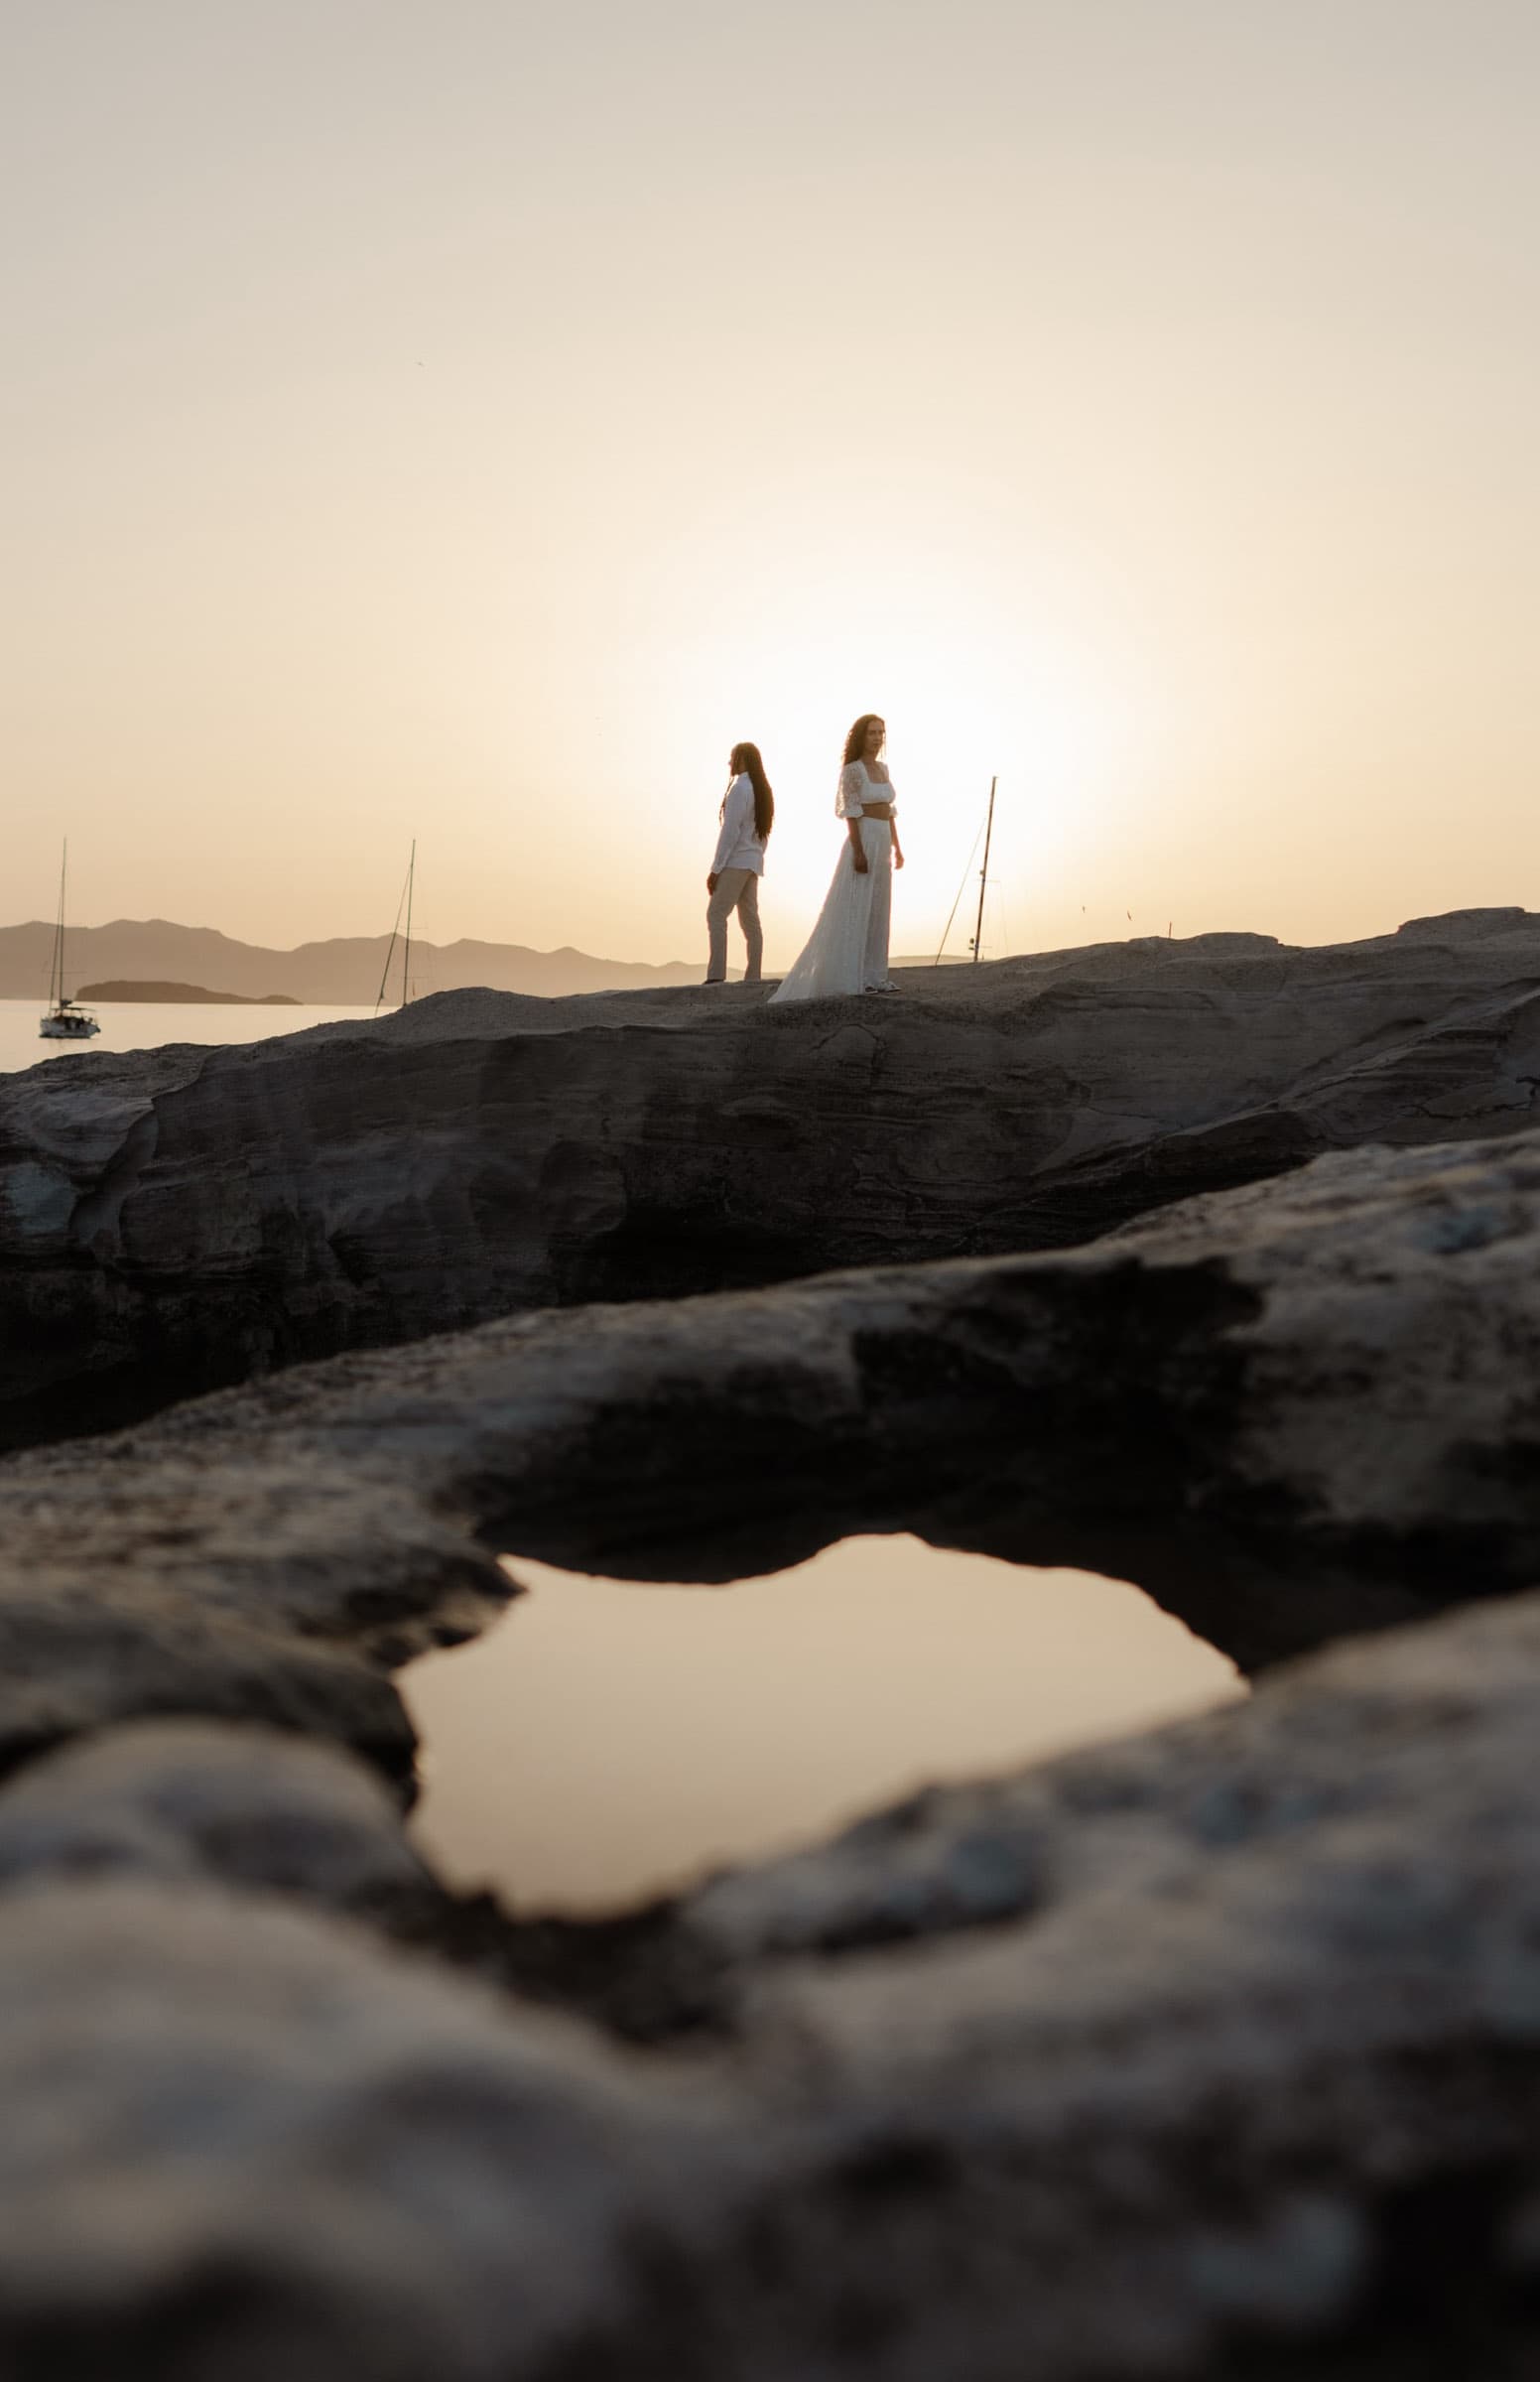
[842,714,885,768]
[728,741,774,843]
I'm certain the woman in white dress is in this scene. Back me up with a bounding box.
[768,715,906,1003]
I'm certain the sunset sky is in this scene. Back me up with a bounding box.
[6,1,1537,969]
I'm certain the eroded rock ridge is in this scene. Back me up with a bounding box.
[3,910,1539,1448]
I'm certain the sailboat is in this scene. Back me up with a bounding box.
[38,843,100,1040]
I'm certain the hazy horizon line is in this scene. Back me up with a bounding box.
[4,900,1533,966]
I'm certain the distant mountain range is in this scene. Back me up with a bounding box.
[0,920,706,1003]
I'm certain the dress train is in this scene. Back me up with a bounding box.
[768,820,893,1004]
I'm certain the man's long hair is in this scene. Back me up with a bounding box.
[842,715,884,768]
[729,741,775,843]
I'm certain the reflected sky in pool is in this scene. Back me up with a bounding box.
[402,1534,1244,1916]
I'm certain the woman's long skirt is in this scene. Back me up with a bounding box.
[767,820,892,1003]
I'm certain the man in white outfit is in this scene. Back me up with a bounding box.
[705,747,769,983]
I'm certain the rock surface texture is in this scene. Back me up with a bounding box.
[0,1719,436,1908]
[1,1117,1536,1741]
[4,909,1540,1447]
[4,915,1540,2376]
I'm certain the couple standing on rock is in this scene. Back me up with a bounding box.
[705,713,907,999]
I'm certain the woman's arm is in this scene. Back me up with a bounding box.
[837,763,868,870]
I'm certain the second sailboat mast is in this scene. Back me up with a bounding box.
[55,841,68,1008]
[972,777,997,963]
[401,841,416,1006]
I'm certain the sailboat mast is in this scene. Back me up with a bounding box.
[401,840,415,1006]
[55,841,68,1007]
[971,777,998,964]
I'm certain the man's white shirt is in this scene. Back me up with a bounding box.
[710,775,766,876]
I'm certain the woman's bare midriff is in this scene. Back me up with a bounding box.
[859,802,895,819]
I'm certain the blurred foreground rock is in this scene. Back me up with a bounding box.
[0,1719,434,1908]
[0,1589,1539,2376]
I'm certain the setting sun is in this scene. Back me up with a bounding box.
[6,4,1536,967]
[613,472,1157,962]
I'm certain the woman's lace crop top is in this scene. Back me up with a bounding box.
[835,760,898,818]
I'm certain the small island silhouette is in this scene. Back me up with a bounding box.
[76,982,300,1006]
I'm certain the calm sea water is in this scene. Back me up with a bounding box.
[0,996,379,1078]
[404,1536,1243,1916]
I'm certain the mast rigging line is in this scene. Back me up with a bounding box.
[933,776,999,969]
[933,817,984,969]
[373,840,417,1013]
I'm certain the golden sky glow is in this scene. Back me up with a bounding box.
[6,2,1538,968]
